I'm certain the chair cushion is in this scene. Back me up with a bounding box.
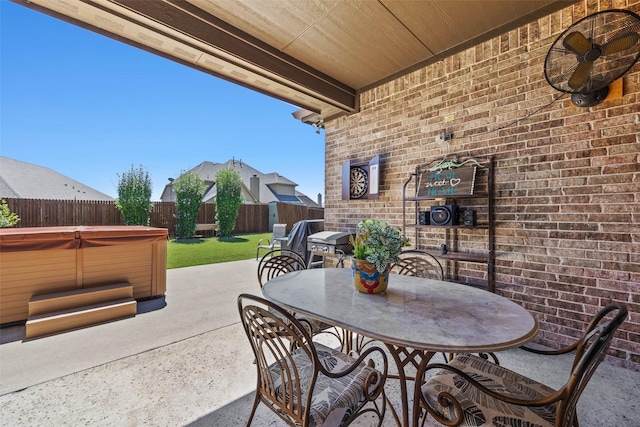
[267,308,333,336]
[300,317,335,335]
[421,353,557,427]
[269,343,379,427]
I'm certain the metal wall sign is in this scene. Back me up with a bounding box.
[416,166,477,197]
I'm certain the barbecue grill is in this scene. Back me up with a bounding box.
[306,231,353,268]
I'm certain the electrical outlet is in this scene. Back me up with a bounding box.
[435,132,453,143]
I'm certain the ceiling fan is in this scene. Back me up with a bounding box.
[544,9,640,107]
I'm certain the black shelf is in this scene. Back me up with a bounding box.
[404,193,488,202]
[402,156,495,292]
[420,249,489,263]
[406,224,490,230]
[440,252,489,263]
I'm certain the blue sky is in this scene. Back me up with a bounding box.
[0,1,325,202]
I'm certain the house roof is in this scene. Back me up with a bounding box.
[12,0,576,122]
[160,159,320,207]
[0,156,114,201]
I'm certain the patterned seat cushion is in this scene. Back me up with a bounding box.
[300,317,335,335]
[269,343,379,427]
[267,308,333,335]
[421,353,557,427]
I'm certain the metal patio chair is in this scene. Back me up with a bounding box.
[415,304,628,427]
[257,249,307,287]
[256,223,287,260]
[238,293,388,427]
[257,249,339,342]
[392,249,444,280]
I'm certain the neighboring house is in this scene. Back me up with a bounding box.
[0,156,114,201]
[160,159,320,208]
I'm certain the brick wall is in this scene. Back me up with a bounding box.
[324,0,640,370]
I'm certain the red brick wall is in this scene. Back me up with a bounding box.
[324,0,640,370]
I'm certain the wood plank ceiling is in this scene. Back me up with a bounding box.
[13,0,577,122]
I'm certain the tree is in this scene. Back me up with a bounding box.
[0,199,20,228]
[215,168,243,237]
[174,171,206,239]
[115,165,153,226]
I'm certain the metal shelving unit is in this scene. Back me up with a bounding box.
[402,156,494,291]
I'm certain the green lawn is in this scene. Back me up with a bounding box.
[167,232,272,269]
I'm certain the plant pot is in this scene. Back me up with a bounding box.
[352,259,390,294]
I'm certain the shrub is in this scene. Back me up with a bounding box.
[0,199,20,228]
[215,169,243,237]
[115,164,153,225]
[174,171,206,239]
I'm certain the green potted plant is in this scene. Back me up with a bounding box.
[350,219,409,293]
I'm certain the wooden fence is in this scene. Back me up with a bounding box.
[3,199,323,236]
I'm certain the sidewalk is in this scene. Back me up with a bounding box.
[1,259,639,426]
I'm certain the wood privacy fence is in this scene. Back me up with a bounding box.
[4,199,323,236]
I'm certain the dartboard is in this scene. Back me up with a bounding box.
[349,167,369,199]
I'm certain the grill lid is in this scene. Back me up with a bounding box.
[307,231,352,245]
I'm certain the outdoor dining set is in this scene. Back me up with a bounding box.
[239,248,627,427]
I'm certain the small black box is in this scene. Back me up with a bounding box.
[463,209,477,226]
[418,211,430,225]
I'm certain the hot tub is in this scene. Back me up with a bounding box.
[0,226,167,325]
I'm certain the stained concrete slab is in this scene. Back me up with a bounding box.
[1,259,639,426]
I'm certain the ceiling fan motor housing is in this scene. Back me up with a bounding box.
[571,86,609,107]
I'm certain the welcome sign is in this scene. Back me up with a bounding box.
[416,166,477,197]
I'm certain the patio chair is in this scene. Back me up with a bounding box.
[256,224,287,260]
[414,304,628,427]
[238,293,388,427]
[392,249,444,280]
[257,249,307,286]
[257,249,338,340]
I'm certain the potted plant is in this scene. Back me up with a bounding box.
[350,219,409,293]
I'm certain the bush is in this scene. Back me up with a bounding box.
[215,169,243,237]
[174,171,206,239]
[115,165,153,225]
[0,199,20,228]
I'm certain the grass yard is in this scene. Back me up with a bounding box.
[167,232,272,269]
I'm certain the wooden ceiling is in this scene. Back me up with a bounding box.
[13,0,577,121]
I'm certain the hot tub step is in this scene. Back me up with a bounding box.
[26,283,136,338]
[28,282,134,317]
[26,298,137,338]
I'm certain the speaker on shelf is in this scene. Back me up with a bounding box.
[463,209,477,226]
[430,205,457,226]
[418,211,430,225]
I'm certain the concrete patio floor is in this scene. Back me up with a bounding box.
[1,259,639,426]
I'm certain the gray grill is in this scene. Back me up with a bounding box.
[306,231,353,268]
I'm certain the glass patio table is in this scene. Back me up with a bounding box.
[261,268,539,427]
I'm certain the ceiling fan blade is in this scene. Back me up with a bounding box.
[563,31,591,55]
[568,62,592,90]
[601,32,640,55]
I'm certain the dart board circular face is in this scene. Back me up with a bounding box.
[349,167,369,199]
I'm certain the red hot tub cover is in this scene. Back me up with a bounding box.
[77,226,168,248]
[0,226,168,252]
[0,226,80,252]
